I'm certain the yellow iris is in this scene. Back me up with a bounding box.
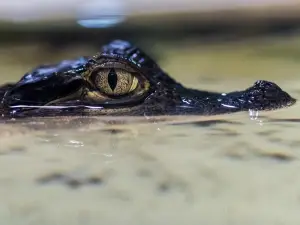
[94,68,138,96]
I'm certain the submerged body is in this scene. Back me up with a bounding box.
[0,40,296,118]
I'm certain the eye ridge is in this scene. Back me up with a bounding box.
[107,68,118,91]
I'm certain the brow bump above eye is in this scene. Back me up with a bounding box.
[98,62,135,72]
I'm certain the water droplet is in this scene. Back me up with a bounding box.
[249,109,259,120]
[249,109,264,125]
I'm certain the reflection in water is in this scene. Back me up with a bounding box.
[66,139,84,148]
[0,105,299,224]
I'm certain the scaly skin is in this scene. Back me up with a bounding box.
[0,40,296,118]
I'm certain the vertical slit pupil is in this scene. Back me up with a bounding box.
[108,69,118,91]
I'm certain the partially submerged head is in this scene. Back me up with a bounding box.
[0,40,296,117]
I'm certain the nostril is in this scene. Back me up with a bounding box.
[257,81,285,99]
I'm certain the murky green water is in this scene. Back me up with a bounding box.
[1,36,300,225]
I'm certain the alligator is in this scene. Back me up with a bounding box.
[0,40,296,118]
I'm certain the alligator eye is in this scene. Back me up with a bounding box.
[94,68,138,96]
[84,62,150,104]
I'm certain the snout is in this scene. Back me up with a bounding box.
[246,80,296,110]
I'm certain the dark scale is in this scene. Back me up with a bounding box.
[108,69,118,91]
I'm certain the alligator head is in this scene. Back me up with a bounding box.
[0,40,296,117]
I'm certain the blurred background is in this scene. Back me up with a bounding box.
[1,2,300,224]
[1,0,300,86]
